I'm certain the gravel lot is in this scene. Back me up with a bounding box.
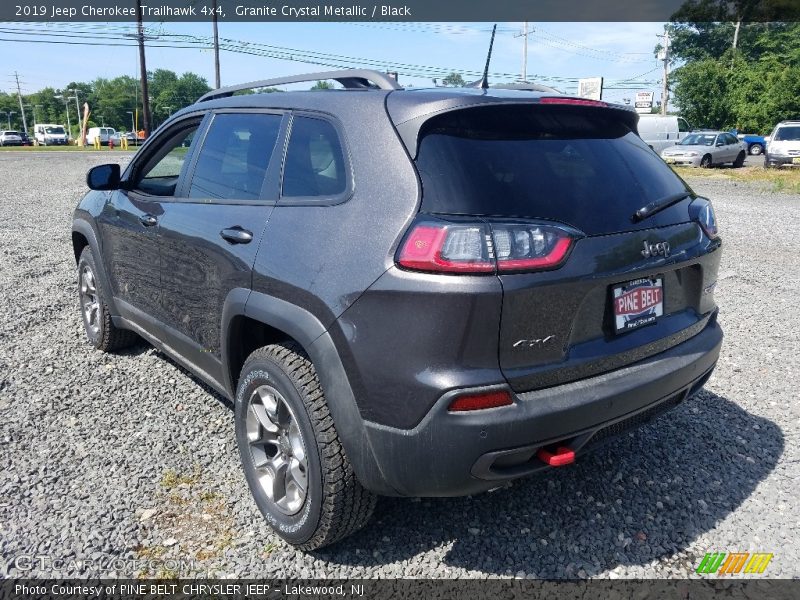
[1,152,798,579]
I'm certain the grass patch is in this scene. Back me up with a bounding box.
[0,145,138,152]
[672,165,800,194]
[160,465,202,490]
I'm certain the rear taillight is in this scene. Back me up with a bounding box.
[397,219,577,274]
[690,198,719,240]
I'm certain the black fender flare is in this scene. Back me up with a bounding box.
[221,290,398,495]
[71,217,120,316]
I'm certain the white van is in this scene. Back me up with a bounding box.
[87,127,119,146]
[637,115,692,154]
[34,123,69,146]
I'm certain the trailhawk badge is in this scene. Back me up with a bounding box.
[613,277,664,333]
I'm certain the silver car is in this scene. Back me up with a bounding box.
[0,130,23,147]
[660,131,747,168]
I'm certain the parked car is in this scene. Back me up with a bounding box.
[87,127,119,146]
[18,131,33,146]
[661,131,747,167]
[34,123,69,146]
[0,130,24,146]
[72,69,723,550]
[736,133,766,155]
[637,114,693,154]
[764,120,800,168]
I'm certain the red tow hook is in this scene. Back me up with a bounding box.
[537,446,576,467]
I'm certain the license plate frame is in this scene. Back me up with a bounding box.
[612,277,664,334]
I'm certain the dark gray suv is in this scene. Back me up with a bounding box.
[72,70,723,549]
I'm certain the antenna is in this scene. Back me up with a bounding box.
[470,24,497,89]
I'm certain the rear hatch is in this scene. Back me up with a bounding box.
[405,101,721,392]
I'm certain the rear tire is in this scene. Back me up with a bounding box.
[749,144,763,156]
[235,342,376,550]
[733,151,746,168]
[77,247,138,352]
[764,156,772,169]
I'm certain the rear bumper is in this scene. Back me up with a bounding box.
[362,318,722,497]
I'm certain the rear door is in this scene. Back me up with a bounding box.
[156,110,287,383]
[413,103,721,392]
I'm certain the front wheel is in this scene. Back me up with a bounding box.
[700,154,713,168]
[235,343,376,550]
[733,151,746,168]
[77,247,138,352]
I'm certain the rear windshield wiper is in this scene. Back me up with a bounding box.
[632,191,692,223]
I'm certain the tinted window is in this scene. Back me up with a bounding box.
[680,133,716,146]
[774,126,800,141]
[136,124,199,196]
[415,105,692,235]
[189,113,282,200]
[678,118,691,132]
[282,117,347,198]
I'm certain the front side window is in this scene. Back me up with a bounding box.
[774,126,800,141]
[135,124,199,196]
[189,113,282,200]
[282,116,347,198]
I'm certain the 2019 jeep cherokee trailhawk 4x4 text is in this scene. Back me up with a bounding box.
[72,70,723,549]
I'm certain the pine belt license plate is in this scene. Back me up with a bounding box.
[613,277,664,333]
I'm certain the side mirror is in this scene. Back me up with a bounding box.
[86,163,121,191]
[716,142,724,147]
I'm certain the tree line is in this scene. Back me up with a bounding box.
[0,69,211,136]
[666,18,800,133]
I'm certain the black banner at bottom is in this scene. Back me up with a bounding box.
[2,579,799,600]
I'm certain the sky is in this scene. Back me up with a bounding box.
[1,21,668,104]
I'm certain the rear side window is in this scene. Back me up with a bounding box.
[189,113,282,200]
[415,105,692,235]
[282,116,347,198]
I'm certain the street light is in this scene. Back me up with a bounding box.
[97,115,105,127]
[5,111,16,129]
[54,95,72,141]
[0,111,8,129]
[126,111,135,143]
[69,88,83,145]
[35,104,43,124]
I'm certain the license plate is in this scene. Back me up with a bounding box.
[613,277,663,333]
[792,157,800,165]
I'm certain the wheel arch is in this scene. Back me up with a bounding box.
[221,290,397,496]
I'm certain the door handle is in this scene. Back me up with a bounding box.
[139,214,158,227]
[220,227,253,244]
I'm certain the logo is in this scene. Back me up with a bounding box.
[513,335,557,348]
[696,552,773,576]
[641,240,670,258]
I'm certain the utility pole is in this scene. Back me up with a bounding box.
[14,72,28,134]
[136,0,152,137]
[660,30,670,116]
[515,22,531,82]
[212,0,221,88]
[732,20,741,50]
[69,89,82,145]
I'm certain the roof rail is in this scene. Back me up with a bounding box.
[197,69,402,102]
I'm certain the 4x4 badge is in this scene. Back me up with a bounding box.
[641,240,670,258]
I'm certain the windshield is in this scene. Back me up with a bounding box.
[774,126,800,141]
[680,133,716,146]
[45,127,66,135]
[415,105,692,235]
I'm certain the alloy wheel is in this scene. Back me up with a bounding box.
[79,265,101,335]
[245,385,309,515]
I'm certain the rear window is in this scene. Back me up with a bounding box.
[4,131,19,136]
[774,126,800,141]
[415,106,692,235]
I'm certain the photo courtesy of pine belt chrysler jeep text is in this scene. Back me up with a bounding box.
[71,70,723,550]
